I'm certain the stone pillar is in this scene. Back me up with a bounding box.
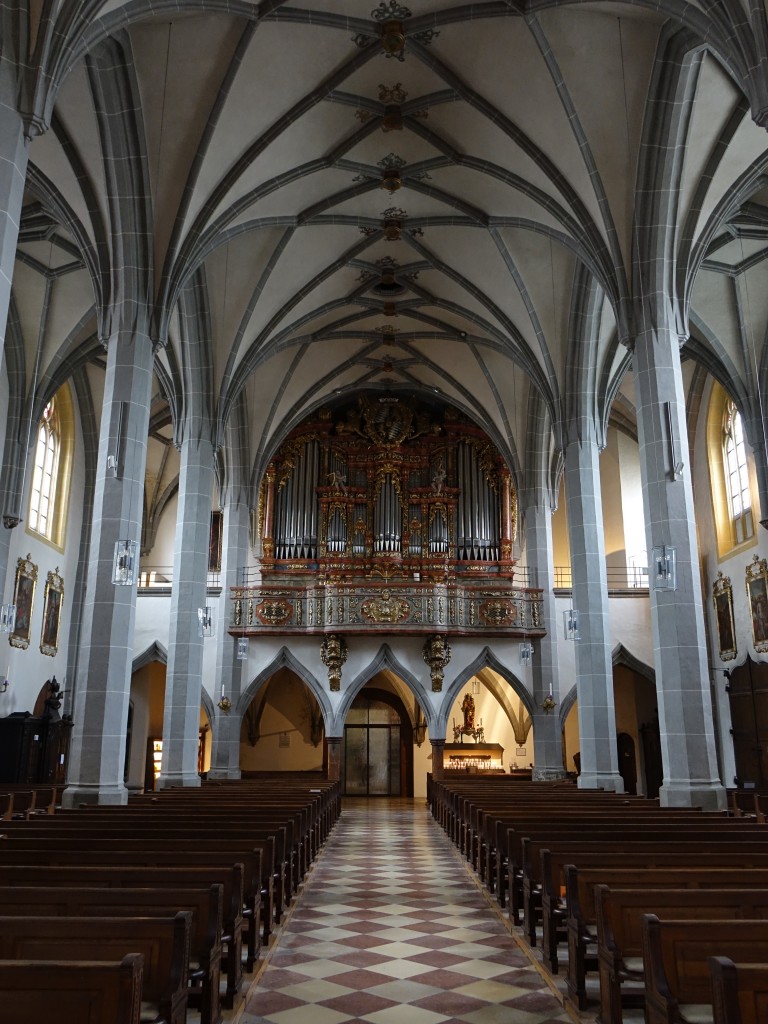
[325,736,342,782]
[523,499,567,781]
[430,738,445,780]
[208,499,251,779]
[0,81,30,597]
[564,434,623,792]
[64,327,154,805]
[749,438,768,531]
[633,319,725,809]
[158,436,215,788]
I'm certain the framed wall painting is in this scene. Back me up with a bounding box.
[746,554,768,654]
[208,510,223,573]
[9,554,37,650]
[40,567,64,657]
[712,571,737,662]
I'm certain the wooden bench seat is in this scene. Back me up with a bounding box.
[642,916,768,1024]
[2,824,282,935]
[0,912,191,1024]
[709,957,768,1024]
[532,843,768,971]
[0,884,223,1024]
[0,858,249,1002]
[590,887,768,1023]
[563,866,768,1012]
[0,833,269,952]
[0,954,144,1024]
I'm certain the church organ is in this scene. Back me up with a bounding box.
[232,395,544,639]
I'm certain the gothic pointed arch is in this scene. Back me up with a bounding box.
[612,643,656,684]
[334,643,433,737]
[236,646,331,725]
[132,640,167,672]
[439,646,535,737]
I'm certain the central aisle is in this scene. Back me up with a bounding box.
[242,798,573,1024]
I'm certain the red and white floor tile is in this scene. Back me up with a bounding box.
[240,798,574,1024]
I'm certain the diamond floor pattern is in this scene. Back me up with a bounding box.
[240,798,574,1024]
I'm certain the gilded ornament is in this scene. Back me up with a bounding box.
[321,634,348,691]
[422,634,451,692]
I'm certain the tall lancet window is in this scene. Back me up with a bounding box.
[28,399,60,540]
[723,399,753,545]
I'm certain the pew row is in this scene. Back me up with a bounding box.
[0,912,191,1024]
[709,957,768,1024]
[642,916,768,1024]
[0,954,145,1024]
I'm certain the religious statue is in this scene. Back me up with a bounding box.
[461,692,475,731]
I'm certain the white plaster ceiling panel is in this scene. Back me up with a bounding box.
[694,114,768,241]
[705,236,765,267]
[221,168,355,226]
[678,55,746,245]
[494,228,574,380]
[84,363,106,428]
[239,226,355,335]
[433,16,598,224]
[344,130,443,168]
[43,273,97,365]
[690,270,743,363]
[28,131,96,249]
[417,105,570,209]
[129,16,245,276]
[203,229,285,359]
[340,50,452,99]
[186,22,357,223]
[413,269,508,336]
[535,8,662,265]
[18,240,72,271]
[11,261,48,364]
[415,225,522,310]
[736,267,768,364]
[267,349,364,428]
[245,345,300,436]
[476,349,531,437]
[418,165,562,227]
[53,62,109,238]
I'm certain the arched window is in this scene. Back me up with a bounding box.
[722,399,753,545]
[707,382,756,557]
[28,400,60,539]
[26,386,74,549]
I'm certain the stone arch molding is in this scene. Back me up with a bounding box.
[612,643,656,684]
[331,644,434,737]
[559,645,656,732]
[439,647,535,738]
[132,641,167,672]
[236,646,332,727]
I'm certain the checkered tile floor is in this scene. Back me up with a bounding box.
[241,798,573,1024]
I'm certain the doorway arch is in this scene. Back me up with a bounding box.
[342,684,415,797]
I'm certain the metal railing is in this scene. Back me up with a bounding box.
[136,566,222,591]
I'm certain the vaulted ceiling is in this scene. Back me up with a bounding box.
[9,0,768,503]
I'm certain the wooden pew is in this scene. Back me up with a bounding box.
[1,823,280,939]
[642,916,768,1024]
[0,885,223,1024]
[0,792,12,820]
[0,954,144,1024]
[533,843,768,971]
[0,912,191,1024]
[709,957,768,1024]
[0,783,62,814]
[0,836,267,961]
[591,887,768,1022]
[0,860,247,1006]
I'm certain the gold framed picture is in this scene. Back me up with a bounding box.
[712,571,736,662]
[746,554,768,655]
[9,554,37,650]
[40,567,64,657]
